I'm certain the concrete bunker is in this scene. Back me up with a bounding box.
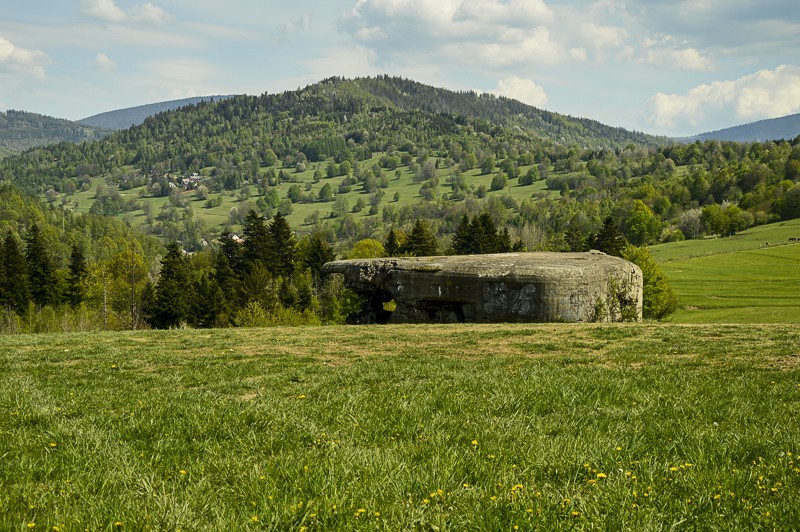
[321,251,643,324]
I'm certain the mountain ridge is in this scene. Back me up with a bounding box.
[686,113,800,142]
[79,95,237,130]
[0,110,111,158]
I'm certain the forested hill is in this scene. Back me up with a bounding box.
[0,110,110,158]
[0,76,665,195]
[79,95,236,130]
[688,113,800,143]
[321,77,664,148]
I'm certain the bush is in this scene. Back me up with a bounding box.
[621,245,677,320]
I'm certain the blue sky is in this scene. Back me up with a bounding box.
[1,0,799,136]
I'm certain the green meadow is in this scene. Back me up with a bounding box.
[2,324,799,530]
[652,218,800,324]
[59,155,553,235]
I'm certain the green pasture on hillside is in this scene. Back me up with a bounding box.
[652,219,800,323]
[1,324,799,530]
[53,154,554,235]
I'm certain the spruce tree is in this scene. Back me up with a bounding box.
[0,232,30,314]
[242,210,271,272]
[268,212,296,278]
[450,214,473,255]
[403,219,438,257]
[66,244,89,307]
[149,242,191,328]
[302,231,335,282]
[590,216,627,257]
[384,228,402,257]
[25,224,58,307]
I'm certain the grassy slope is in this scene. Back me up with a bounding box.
[651,219,800,323]
[57,155,553,234]
[1,324,798,530]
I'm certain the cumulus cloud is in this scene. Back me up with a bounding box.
[0,35,50,80]
[492,76,548,107]
[81,0,126,22]
[81,0,171,23]
[644,47,712,71]
[91,53,116,71]
[341,0,577,68]
[647,65,800,130]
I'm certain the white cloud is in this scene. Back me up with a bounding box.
[341,0,616,73]
[81,0,127,22]
[492,76,548,107]
[131,3,171,23]
[580,22,628,52]
[648,65,800,130]
[81,0,171,23]
[91,53,116,71]
[0,35,50,80]
[645,47,712,71]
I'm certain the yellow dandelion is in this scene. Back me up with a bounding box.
[249,515,259,523]
[27,524,35,530]
[114,522,123,527]
[49,442,57,448]
[571,511,580,517]
[596,472,607,479]
[471,439,478,446]
[179,470,187,475]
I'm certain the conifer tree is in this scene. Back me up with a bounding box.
[0,232,30,314]
[450,214,473,254]
[302,230,335,282]
[190,273,227,328]
[589,216,627,257]
[403,219,438,256]
[268,212,296,278]
[25,224,58,307]
[242,210,271,272]
[66,244,89,307]
[384,228,402,257]
[149,242,191,328]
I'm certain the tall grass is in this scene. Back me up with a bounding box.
[1,324,798,529]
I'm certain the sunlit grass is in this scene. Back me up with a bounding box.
[1,324,799,529]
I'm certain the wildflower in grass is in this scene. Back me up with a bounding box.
[179,469,187,475]
[374,512,380,517]
[471,439,478,446]
[114,522,123,527]
[49,442,57,448]
[249,515,259,523]
[571,511,580,517]
[27,523,35,529]
[596,472,607,480]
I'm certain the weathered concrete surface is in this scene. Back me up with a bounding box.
[322,251,643,323]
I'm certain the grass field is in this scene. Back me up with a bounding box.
[652,219,800,323]
[2,324,799,530]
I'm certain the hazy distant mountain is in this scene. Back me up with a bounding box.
[687,113,800,142]
[0,110,110,158]
[79,95,237,130]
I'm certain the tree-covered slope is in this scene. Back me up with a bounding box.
[0,110,111,158]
